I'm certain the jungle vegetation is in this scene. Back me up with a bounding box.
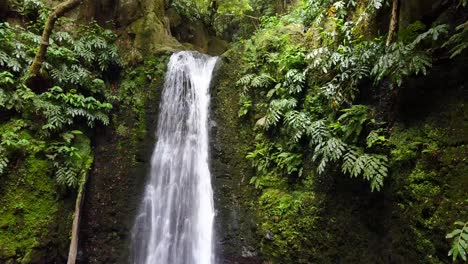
[0,0,466,263]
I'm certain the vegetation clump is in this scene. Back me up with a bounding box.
[217,0,468,262]
[0,1,120,261]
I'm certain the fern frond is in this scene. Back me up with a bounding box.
[447,221,468,262]
[0,148,9,175]
[284,110,311,142]
[252,73,274,88]
[342,151,388,191]
[284,69,305,94]
[264,98,297,128]
[443,21,468,58]
[313,137,348,174]
[306,120,330,145]
[55,164,79,187]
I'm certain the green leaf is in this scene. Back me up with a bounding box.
[446,229,462,239]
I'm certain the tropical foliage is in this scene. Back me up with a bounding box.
[237,0,448,192]
[229,1,468,262]
[0,14,120,187]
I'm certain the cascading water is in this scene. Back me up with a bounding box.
[130,51,218,264]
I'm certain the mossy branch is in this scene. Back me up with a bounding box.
[29,0,83,78]
[386,0,400,46]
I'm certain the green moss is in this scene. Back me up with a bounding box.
[387,100,468,263]
[214,16,467,261]
[128,12,181,57]
[0,155,73,263]
[257,188,317,262]
[116,55,169,158]
[209,45,263,258]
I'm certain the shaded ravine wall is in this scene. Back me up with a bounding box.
[210,53,261,263]
[208,2,468,264]
[77,53,170,263]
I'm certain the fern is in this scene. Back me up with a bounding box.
[337,105,373,142]
[443,21,468,58]
[238,94,253,117]
[312,137,348,174]
[306,120,330,145]
[372,25,448,87]
[246,135,303,189]
[37,86,112,131]
[264,98,297,128]
[252,73,274,88]
[0,20,117,189]
[275,151,303,176]
[447,221,468,262]
[283,110,311,142]
[0,147,9,175]
[366,129,387,148]
[47,140,91,188]
[247,137,276,175]
[55,163,79,187]
[284,69,305,94]
[342,150,388,191]
[237,2,412,192]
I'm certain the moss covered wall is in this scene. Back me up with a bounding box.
[208,2,467,263]
[0,156,74,264]
[210,48,262,263]
[211,48,467,264]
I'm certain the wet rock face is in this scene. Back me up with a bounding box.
[209,53,261,264]
[78,108,160,263]
[78,58,168,263]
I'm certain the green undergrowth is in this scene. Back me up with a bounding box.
[215,0,468,262]
[0,2,120,261]
[388,100,468,262]
[257,178,318,262]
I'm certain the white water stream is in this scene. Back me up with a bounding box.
[130,51,218,264]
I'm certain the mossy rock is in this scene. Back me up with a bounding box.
[0,156,73,263]
[118,0,165,26]
[127,12,181,56]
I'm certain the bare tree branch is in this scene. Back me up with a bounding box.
[386,0,400,46]
[29,0,83,77]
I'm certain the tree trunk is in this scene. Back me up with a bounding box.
[67,173,88,264]
[386,0,399,46]
[29,0,83,78]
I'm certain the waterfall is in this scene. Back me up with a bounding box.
[130,51,218,264]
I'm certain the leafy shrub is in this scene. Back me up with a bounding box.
[0,19,120,188]
[238,0,448,192]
